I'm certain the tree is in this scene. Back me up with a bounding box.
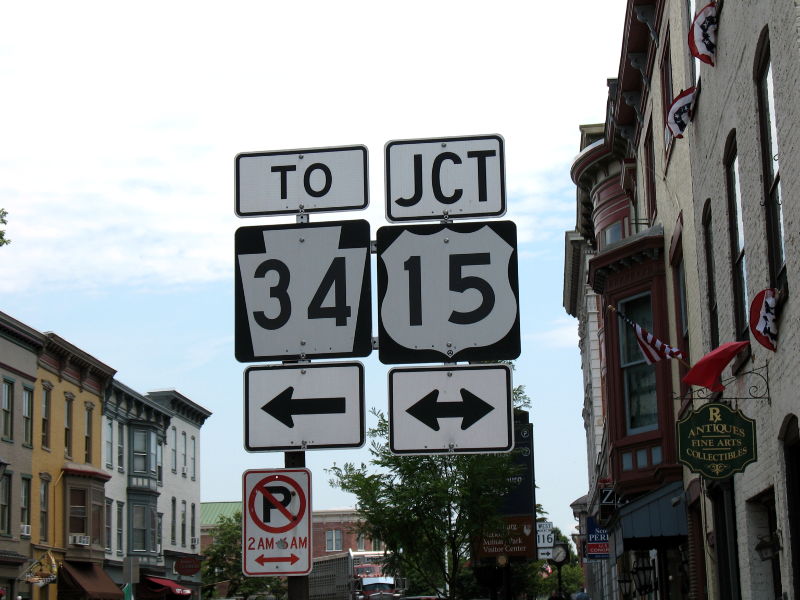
[328,410,521,600]
[201,511,285,599]
[0,208,9,247]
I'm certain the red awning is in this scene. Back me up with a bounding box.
[145,576,193,596]
[61,561,124,600]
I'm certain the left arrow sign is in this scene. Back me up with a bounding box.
[262,386,346,428]
[406,388,494,431]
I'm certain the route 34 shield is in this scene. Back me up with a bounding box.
[377,221,520,364]
[242,468,312,576]
[235,220,372,362]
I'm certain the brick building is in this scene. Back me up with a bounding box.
[565,0,800,598]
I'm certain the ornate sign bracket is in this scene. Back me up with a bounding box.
[676,362,771,406]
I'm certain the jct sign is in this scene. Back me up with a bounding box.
[385,135,505,222]
[242,468,312,576]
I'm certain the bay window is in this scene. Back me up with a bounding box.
[619,294,658,435]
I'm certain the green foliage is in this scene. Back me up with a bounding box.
[201,511,286,599]
[328,410,521,600]
[0,208,9,247]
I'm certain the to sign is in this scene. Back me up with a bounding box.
[244,362,365,452]
[235,220,372,362]
[236,146,368,217]
[377,221,520,364]
[388,364,513,454]
[243,468,312,576]
[385,135,505,222]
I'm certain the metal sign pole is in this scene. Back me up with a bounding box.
[285,451,308,600]
[287,210,310,600]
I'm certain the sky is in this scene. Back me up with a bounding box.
[0,2,625,540]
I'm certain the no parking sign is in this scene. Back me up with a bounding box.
[242,468,312,576]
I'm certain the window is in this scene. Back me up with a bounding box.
[619,294,658,435]
[157,441,163,485]
[132,505,147,551]
[21,477,31,528]
[157,512,163,552]
[105,499,113,551]
[191,436,196,479]
[65,395,73,457]
[69,488,87,534]
[703,203,720,349]
[660,31,675,152]
[326,529,342,551]
[372,537,383,551]
[40,479,49,542]
[41,385,51,449]
[602,222,623,248]
[1,379,13,440]
[357,533,366,551]
[181,431,187,473]
[149,431,157,475]
[170,427,177,472]
[133,430,147,473]
[726,144,749,341]
[84,404,93,463]
[23,387,33,445]
[116,501,124,552]
[117,422,125,470]
[687,0,698,83]
[105,419,114,468]
[181,500,187,547]
[644,123,657,222]
[757,46,786,292]
[0,474,10,535]
[149,506,157,552]
[171,497,176,545]
[191,503,196,542]
[92,497,103,545]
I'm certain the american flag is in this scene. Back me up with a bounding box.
[614,309,686,364]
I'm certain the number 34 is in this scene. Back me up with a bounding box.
[252,257,351,330]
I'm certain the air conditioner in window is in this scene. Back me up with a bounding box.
[69,534,91,546]
[191,537,199,547]
[20,524,31,536]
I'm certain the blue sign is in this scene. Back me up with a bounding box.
[586,516,609,559]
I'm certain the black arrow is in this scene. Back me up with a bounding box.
[406,388,494,431]
[262,386,346,428]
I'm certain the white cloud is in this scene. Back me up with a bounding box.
[0,1,624,298]
[525,317,579,349]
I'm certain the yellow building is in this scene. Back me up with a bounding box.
[28,332,121,600]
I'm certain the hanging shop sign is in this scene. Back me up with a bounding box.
[676,402,757,479]
[21,551,58,586]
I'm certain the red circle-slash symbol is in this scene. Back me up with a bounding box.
[248,473,307,534]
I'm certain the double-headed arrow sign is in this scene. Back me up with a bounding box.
[245,362,365,452]
[406,389,494,431]
[256,554,300,566]
[389,364,513,454]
